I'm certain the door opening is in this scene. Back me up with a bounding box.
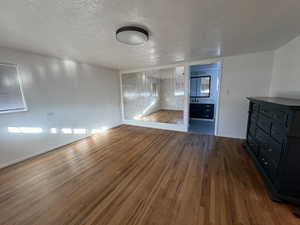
[188,62,221,135]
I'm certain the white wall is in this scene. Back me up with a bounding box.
[269,35,300,99]
[0,47,121,168]
[0,46,281,168]
[217,51,274,138]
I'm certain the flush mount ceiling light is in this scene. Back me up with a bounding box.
[116,26,149,46]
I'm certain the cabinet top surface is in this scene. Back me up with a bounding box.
[247,97,300,108]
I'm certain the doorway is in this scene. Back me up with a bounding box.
[188,62,221,135]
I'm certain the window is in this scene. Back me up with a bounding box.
[0,63,27,113]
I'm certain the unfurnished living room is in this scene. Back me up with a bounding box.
[1,0,300,225]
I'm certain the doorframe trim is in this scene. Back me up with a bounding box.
[187,59,223,136]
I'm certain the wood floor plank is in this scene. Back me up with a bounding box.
[0,125,299,225]
[139,109,183,124]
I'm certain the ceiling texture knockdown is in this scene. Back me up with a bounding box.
[0,0,300,70]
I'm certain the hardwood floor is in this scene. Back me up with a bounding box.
[140,109,183,124]
[0,125,299,225]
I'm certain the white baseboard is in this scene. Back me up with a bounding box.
[190,118,215,122]
[123,120,188,132]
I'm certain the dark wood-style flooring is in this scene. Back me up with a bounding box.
[0,125,299,225]
[140,109,183,124]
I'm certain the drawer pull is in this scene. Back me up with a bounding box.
[268,148,273,152]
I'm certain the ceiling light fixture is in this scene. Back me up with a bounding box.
[116,26,149,46]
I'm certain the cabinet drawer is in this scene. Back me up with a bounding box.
[260,105,273,118]
[259,154,277,181]
[248,119,256,137]
[257,114,272,134]
[250,102,260,113]
[202,113,211,119]
[261,140,282,166]
[256,128,282,165]
[204,108,212,113]
[189,104,214,119]
[203,104,213,109]
[272,110,288,124]
[247,134,259,156]
[253,103,259,112]
[270,123,286,144]
[256,127,268,144]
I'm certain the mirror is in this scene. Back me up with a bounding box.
[190,76,211,98]
[122,66,185,124]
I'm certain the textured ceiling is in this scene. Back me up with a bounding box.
[0,0,300,70]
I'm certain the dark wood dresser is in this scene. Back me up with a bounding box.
[244,97,300,205]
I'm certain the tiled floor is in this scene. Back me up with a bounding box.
[188,119,215,135]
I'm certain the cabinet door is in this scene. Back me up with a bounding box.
[259,153,277,182]
[189,104,214,119]
[201,104,214,119]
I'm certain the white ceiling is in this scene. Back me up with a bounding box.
[0,0,300,70]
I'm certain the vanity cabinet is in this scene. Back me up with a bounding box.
[189,103,214,119]
[244,97,300,205]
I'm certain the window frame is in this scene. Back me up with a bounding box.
[0,63,28,114]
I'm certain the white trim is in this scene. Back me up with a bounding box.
[190,118,214,122]
[184,65,190,131]
[121,63,188,74]
[187,59,223,136]
[0,108,27,114]
[123,120,187,132]
[120,57,223,74]
[214,60,224,136]
[0,63,28,114]
[119,71,125,121]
